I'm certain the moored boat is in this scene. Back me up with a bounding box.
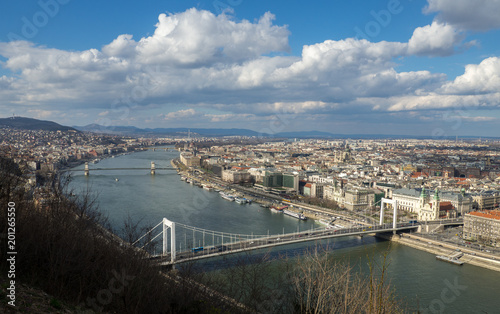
[235,197,246,204]
[270,205,287,213]
[283,209,307,220]
[436,255,464,265]
[220,191,235,201]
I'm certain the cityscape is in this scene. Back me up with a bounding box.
[1,119,500,312]
[2,0,500,313]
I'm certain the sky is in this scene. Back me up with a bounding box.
[0,0,499,137]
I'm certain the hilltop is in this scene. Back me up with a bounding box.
[0,117,78,132]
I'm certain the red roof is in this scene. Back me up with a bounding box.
[469,210,500,221]
[439,201,454,211]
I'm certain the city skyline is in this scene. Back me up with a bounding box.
[1,0,500,136]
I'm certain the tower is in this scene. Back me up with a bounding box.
[432,189,440,219]
[151,161,156,175]
[84,162,89,176]
[419,187,426,209]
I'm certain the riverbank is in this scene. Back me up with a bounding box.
[389,233,500,272]
[176,165,370,227]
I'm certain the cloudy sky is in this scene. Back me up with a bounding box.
[0,0,499,137]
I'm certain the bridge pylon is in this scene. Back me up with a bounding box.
[379,198,398,233]
[84,162,89,176]
[151,161,156,175]
[163,218,176,263]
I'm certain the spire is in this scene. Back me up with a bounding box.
[434,189,440,201]
[420,187,426,198]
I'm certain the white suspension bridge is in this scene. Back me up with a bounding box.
[133,198,436,266]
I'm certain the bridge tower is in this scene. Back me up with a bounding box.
[379,198,398,231]
[150,161,155,175]
[162,218,176,263]
[84,162,89,176]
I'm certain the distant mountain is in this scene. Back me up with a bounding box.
[274,131,337,138]
[0,117,78,132]
[73,123,498,140]
[74,125,267,137]
[75,124,143,134]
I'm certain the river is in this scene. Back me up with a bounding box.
[68,148,500,313]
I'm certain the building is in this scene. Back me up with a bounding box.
[343,187,375,211]
[418,189,457,221]
[334,145,351,163]
[471,191,500,210]
[463,210,500,247]
[324,180,346,207]
[323,180,375,211]
[221,169,251,184]
[310,182,325,199]
[180,152,200,167]
[262,171,283,187]
[392,187,472,217]
[282,173,300,193]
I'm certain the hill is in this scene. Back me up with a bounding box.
[0,117,78,132]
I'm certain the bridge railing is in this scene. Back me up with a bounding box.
[155,222,419,263]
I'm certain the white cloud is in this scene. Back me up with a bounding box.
[26,109,58,119]
[408,22,466,56]
[460,116,497,122]
[125,9,290,66]
[161,109,199,120]
[387,93,500,111]
[0,8,498,133]
[102,34,136,59]
[207,113,256,122]
[425,0,500,31]
[441,57,500,94]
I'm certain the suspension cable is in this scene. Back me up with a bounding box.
[133,221,163,245]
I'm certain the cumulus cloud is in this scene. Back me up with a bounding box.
[104,9,290,66]
[408,21,466,56]
[0,7,498,132]
[424,0,500,31]
[161,109,199,120]
[440,57,500,94]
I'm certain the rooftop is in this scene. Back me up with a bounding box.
[468,210,500,221]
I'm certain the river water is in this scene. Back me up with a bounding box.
[68,148,500,313]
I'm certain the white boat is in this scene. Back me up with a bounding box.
[270,205,286,213]
[283,209,307,220]
[319,219,335,228]
[220,192,235,201]
[203,185,214,191]
[235,197,246,204]
[436,255,464,265]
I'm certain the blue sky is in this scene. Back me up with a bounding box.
[0,0,499,137]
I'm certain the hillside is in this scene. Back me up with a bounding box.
[0,117,78,132]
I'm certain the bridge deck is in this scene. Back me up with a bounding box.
[157,223,419,266]
[65,167,176,171]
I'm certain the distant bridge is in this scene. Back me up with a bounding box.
[67,167,176,171]
[62,161,176,175]
[142,147,176,151]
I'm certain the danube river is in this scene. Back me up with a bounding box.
[69,148,500,313]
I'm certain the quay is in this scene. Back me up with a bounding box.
[392,233,500,272]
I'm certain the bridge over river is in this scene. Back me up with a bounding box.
[135,218,421,266]
[132,196,462,266]
[62,161,176,175]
